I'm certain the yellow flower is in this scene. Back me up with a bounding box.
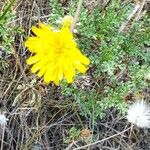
[25,16,90,85]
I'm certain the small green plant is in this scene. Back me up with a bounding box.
[0,0,19,55]
[60,0,150,121]
[64,127,80,144]
[48,0,65,24]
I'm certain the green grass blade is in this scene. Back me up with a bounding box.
[0,0,16,21]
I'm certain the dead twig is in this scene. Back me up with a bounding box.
[74,126,132,150]
[135,0,146,21]
[119,3,140,32]
[71,0,83,32]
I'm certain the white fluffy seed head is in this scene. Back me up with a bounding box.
[145,72,150,80]
[0,113,8,126]
[127,100,150,128]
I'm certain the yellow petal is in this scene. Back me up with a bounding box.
[26,54,40,65]
[63,63,75,83]
[37,65,47,77]
[43,64,55,83]
[38,23,53,31]
[57,66,63,81]
[74,61,87,73]
[61,15,73,28]
[25,37,45,53]
[32,23,53,38]
[78,54,90,65]
[52,66,63,85]
[30,59,46,73]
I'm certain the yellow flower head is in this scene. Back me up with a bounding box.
[25,15,90,85]
[61,15,74,28]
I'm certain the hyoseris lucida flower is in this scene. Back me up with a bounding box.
[25,16,90,85]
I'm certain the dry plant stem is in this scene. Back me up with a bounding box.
[129,123,134,139]
[71,0,84,32]
[28,0,36,35]
[74,126,132,150]
[65,140,78,150]
[12,46,28,83]
[138,10,146,20]
[2,58,18,98]
[86,0,95,6]
[1,124,6,150]
[135,0,146,21]
[119,3,140,32]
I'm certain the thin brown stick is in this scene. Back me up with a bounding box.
[1,124,6,150]
[119,3,140,32]
[71,0,83,32]
[12,46,28,83]
[135,0,146,21]
[74,126,132,150]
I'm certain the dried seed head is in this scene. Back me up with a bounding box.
[80,128,91,139]
[0,113,8,126]
[127,100,150,128]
